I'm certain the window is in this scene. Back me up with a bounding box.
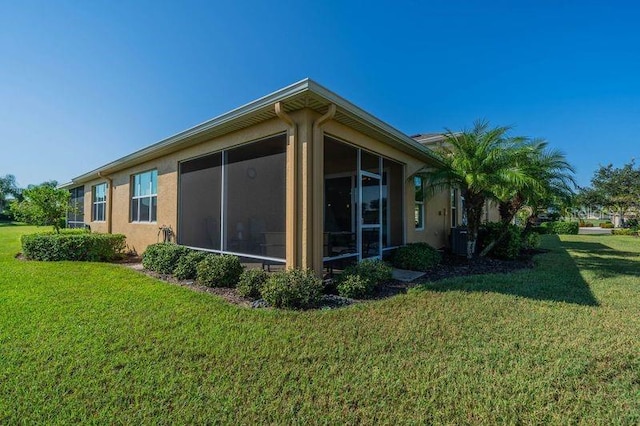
[451,188,458,228]
[68,186,85,228]
[177,135,286,262]
[414,176,424,230]
[131,170,158,222]
[92,183,107,222]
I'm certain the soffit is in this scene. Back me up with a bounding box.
[65,79,443,186]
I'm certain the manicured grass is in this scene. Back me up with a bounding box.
[1,224,640,423]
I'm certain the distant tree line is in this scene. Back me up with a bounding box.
[575,161,640,226]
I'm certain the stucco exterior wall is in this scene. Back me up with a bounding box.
[83,116,291,254]
[80,107,456,271]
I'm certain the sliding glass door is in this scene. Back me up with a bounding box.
[324,137,404,267]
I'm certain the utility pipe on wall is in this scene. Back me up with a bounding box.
[97,172,113,234]
[275,102,298,268]
[311,104,336,273]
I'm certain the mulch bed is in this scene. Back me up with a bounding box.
[368,252,538,299]
[124,250,542,309]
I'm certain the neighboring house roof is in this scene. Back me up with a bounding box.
[61,78,444,188]
[410,133,447,143]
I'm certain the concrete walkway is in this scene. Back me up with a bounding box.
[578,226,613,235]
[392,268,426,282]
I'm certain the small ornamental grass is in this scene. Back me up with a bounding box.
[237,269,268,298]
[260,268,322,309]
[173,250,208,280]
[142,243,190,274]
[393,242,441,271]
[21,232,126,261]
[196,254,244,287]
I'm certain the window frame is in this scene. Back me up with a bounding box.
[68,186,85,228]
[92,183,107,222]
[451,187,458,228]
[130,169,158,223]
[414,176,424,230]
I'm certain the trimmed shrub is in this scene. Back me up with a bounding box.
[336,258,393,298]
[612,229,638,236]
[21,232,126,261]
[532,225,550,235]
[523,232,541,250]
[393,242,441,271]
[173,250,208,280]
[479,222,523,260]
[539,221,579,235]
[579,221,594,227]
[196,254,243,287]
[237,269,268,298]
[142,243,191,274]
[345,258,393,285]
[337,274,373,299]
[599,222,614,229]
[260,268,322,309]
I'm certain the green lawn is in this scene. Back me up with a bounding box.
[1,223,640,423]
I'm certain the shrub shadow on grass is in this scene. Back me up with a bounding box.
[413,235,599,306]
[559,240,640,280]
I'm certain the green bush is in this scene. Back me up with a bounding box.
[345,258,392,285]
[21,232,126,261]
[260,268,322,309]
[142,243,191,274]
[196,254,243,287]
[336,258,393,298]
[237,269,268,298]
[479,222,523,260]
[612,229,638,236]
[523,232,541,250]
[532,225,550,235]
[173,250,208,280]
[393,243,441,271]
[539,221,579,235]
[599,222,614,229]
[337,274,373,299]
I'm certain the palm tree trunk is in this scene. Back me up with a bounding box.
[464,192,485,259]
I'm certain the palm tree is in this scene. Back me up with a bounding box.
[419,120,534,258]
[481,140,576,256]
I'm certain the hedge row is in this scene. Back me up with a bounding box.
[612,229,639,236]
[141,243,324,309]
[539,221,579,235]
[21,232,126,261]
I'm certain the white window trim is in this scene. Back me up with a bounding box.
[131,170,158,223]
[92,183,107,222]
[451,188,458,228]
[414,176,424,231]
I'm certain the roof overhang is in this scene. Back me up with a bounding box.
[61,78,444,188]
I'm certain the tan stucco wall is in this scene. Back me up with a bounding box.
[81,107,458,272]
[83,116,292,254]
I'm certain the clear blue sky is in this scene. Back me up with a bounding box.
[1,1,639,188]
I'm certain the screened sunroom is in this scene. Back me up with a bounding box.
[177,134,287,268]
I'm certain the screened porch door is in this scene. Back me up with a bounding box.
[359,171,382,259]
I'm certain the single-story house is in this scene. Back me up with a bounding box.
[61,79,472,274]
